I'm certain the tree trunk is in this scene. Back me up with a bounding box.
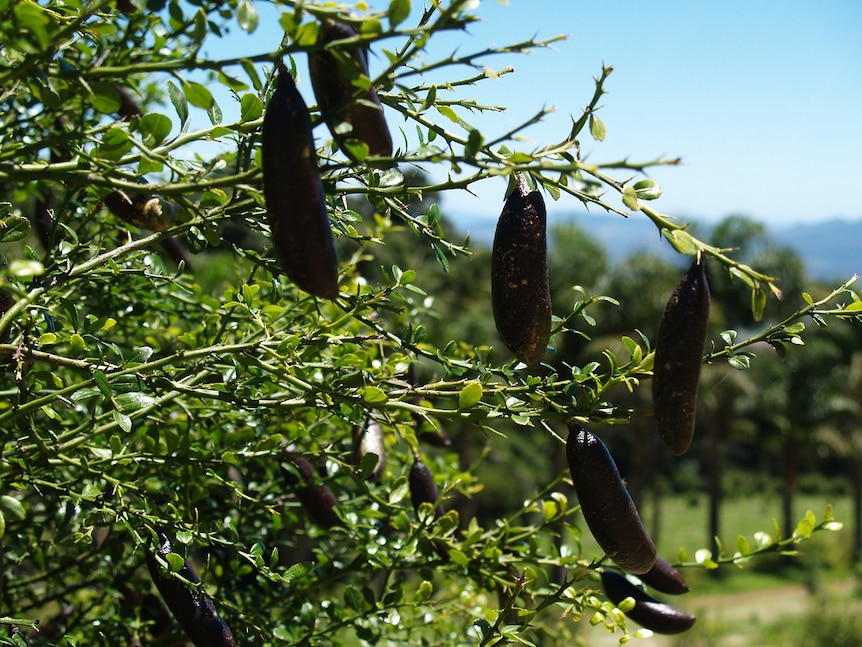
[853,458,862,564]
[781,426,799,544]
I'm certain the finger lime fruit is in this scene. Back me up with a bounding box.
[262,66,339,299]
[352,417,386,482]
[408,458,445,519]
[600,569,696,634]
[281,455,343,529]
[0,253,14,348]
[145,528,236,647]
[308,19,392,165]
[104,190,171,232]
[491,175,551,367]
[408,457,449,559]
[566,425,656,574]
[652,255,710,455]
[115,86,144,120]
[638,556,690,595]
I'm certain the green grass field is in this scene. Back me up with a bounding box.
[573,492,862,646]
[575,492,853,585]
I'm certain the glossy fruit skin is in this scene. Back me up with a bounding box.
[408,458,445,519]
[652,256,710,455]
[308,20,393,165]
[281,455,344,529]
[0,253,14,349]
[145,528,236,647]
[600,569,696,635]
[262,68,339,299]
[491,176,551,367]
[638,556,690,595]
[566,425,656,574]
[352,417,386,482]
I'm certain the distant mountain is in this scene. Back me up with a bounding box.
[456,212,861,283]
[771,219,861,282]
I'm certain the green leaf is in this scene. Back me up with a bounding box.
[166,80,189,127]
[139,113,173,147]
[361,386,388,405]
[207,98,223,125]
[237,0,259,33]
[727,354,751,370]
[240,94,263,122]
[414,579,433,602]
[662,229,699,255]
[14,1,53,51]
[458,381,483,409]
[90,82,122,115]
[185,82,214,110]
[165,552,185,572]
[465,128,483,159]
[344,585,364,611]
[588,114,606,141]
[69,333,86,357]
[751,285,767,322]
[114,392,157,412]
[283,561,314,583]
[113,410,133,433]
[0,215,32,243]
[436,105,459,123]
[633,178,662,200]
[621,186,639,210]
[0,495,26,521]
[388,0,411,26]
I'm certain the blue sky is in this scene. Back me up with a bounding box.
[205,0,862,227]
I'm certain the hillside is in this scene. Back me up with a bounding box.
[456,213,862,283]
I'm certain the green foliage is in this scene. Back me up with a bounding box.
[0,1,861,645]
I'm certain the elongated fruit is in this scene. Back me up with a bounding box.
[491,176,551,367]
[145,528,236,647]
[308,19,392,165]
[638,555,690,595]
[353,417,386,482]
[104,190,171,231]
[600,569,696,634]
[281,455,344,529]
[408,458,445,519]
[652,256,710,455]
[0,253,15,348]
[566,425,656,574]
[262,67,339,299]
[408,457,449,559]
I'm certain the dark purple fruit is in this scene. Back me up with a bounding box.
[0,253,15,347]
[600,569,696,635]
[491,175,551,367]
[638,556,690,595]
[281,455,343,528]
[566,425,656,574]
[308,19,392,165]
[115,86,144,120]
[145,528,236,647]
[652,256,710,455]
[262,66,339,299]
[34,188,55,250]
[159,236,195,272]
[104,190,171,231]
[408,458,444,519]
